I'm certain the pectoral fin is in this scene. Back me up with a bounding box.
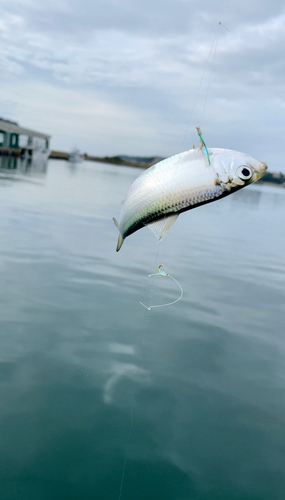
[146,214,179,241]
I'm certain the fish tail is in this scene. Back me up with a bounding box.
[113,217,124,252]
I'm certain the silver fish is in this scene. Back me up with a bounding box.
[113,147,267,251]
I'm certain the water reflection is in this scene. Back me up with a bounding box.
[66,160,78,174]
[0,155,48,180]
[0,155,18,170]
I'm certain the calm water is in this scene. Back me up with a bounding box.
[0,158,284,500]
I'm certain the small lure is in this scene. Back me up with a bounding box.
[196,126,210,165]
[140,265,183,310]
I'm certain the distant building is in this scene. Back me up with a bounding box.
[0,118,51,160]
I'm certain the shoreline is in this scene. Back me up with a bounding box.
[49,150,285,187]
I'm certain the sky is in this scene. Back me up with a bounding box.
[0,0,285,171]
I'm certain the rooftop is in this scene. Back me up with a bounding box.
[0,117,51,140]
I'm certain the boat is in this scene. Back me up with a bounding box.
[68,149,83,163]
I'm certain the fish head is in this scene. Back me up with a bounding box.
[211,149,268,189]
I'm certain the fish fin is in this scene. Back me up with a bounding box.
[113,217,124,251]
[113,217,119,229]
[147,214,179,241]
[116,234,124,252]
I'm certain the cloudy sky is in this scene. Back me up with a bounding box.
[0,0,284,171]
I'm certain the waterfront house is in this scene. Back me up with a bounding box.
[0,118,51,160]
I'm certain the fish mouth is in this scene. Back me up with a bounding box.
[254,162,268,181]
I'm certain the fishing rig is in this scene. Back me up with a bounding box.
[118,21,230,500]
[139,128,209,311]
[140,265,183,310]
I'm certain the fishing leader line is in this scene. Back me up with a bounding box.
[199,31,219,128]
[118,22,230,499]
[200,22,230,128]
[181,32,217,152]
[181,21,230,151]
[118,242,160,500]
[119,263,183,500]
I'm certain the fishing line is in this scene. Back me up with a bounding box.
[200,32,219,127]
[181,33,217,152]
[140,265,183,310]
[200,22,230,127]
[118,22,230,498]
[182,21,230,150]
[118,242,160,500]
[119,264,182,500]
[219,21,230,32]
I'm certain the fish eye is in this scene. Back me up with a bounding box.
[237,165,252,180]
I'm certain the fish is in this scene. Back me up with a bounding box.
[113,147,267,251]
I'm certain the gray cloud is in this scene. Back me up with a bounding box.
[3,0,284,37]
[0,0,285,170]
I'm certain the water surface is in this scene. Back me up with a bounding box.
[0,158,284,500]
